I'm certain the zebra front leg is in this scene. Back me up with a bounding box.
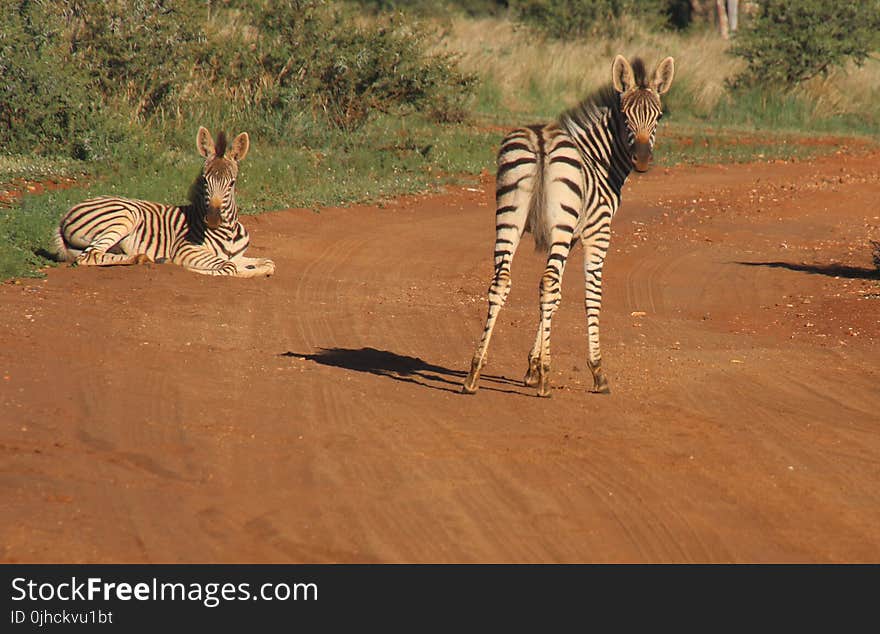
[581,222,611,394]
[173,246,238,276]
[531,232,573,397]
[231,255,276,278]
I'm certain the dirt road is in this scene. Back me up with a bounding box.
[2,148,879,563]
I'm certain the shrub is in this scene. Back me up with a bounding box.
[246,1,477,132]
[348,0,510,17]
[510,0,671,38]
[731,1,880,87]
[0,3,117,158]
[0,0,477,157]
[63,0,206,120]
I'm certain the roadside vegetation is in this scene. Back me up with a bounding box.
[2,0,879,279]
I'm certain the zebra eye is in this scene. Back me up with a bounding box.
[657,112,664,121]
[229,179,236,187]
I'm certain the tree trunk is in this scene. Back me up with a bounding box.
[727,0,739,34]
[716,0,730,39]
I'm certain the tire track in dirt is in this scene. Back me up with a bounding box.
[1,152,879,562]
[266,196,721,562]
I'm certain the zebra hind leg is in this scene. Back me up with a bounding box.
[587,359,609,394]
[582,225,612,394]
[462,259,515,394]
[75,249,151,267]
[70,225,151,267]
[524,329,541,387]
[463,127,535,394]
[462,213,527,394]
[530,227,574,397]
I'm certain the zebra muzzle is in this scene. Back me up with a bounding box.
[205,207,222,229]
[632,141,653,173]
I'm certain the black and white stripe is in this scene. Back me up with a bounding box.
[54,127,275,278]
[463,55,675,397]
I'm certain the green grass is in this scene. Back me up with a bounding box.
[0,115,498,281]
[5,111,869,282]
[0,155,88,186]
[657,123,877,167]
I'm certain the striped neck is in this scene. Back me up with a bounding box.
[559,86,633,197]
[192,178,240,230]
[185,199,240,243]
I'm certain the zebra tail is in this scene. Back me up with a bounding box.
[51,226,73,262]
[527,151,550,252]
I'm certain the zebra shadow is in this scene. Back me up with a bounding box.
[279,347,528,396]
[736,260,880,280]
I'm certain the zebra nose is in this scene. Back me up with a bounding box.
[632,142,652,172]
[205,209,221,229]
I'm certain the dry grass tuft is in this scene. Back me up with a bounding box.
[436,15,880,125]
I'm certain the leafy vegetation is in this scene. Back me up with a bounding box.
[730,1,880,86]
[0,6,123,159]
[1,0,476,157]
[510,0,671,38]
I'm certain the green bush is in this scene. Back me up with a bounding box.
[246,1,477,132]
[348,0,509,17]
[511,0,670,38]
[0,0,476,157]
[731,1,880,87]
[64,0,205,120]
[0,3,120,159]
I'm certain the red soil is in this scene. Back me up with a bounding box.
[1,148,879,562]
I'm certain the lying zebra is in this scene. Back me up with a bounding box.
[54,127,275,278]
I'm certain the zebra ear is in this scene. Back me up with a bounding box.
[229,132,250,162]
[612,55,635,93]
[197,126,216,159]
[652,57,675,95]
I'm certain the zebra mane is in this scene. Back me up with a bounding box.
[214,131,228,158]
[559,56,650,130]
[558,84,620,132]
[631,57,648,89]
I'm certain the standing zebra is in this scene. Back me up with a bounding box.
[54,127,275,278]
[462,55,675,397]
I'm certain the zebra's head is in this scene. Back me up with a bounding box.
[196,126,249,229]
[611,55,674,173]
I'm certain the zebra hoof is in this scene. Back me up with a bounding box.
[590,377,611,394]
[536,379,552,397]
[155,257,168,265]
[523,358,540,387]
[460,385,478,395]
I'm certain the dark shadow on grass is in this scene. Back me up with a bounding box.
[736,260,880,280]
[34,247,60,262]
[280,347,531,397]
